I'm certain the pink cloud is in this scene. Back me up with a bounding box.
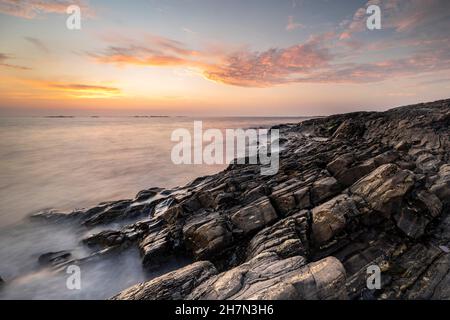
[0,0,94,19]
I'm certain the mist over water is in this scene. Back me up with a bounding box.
[0,116,307,299]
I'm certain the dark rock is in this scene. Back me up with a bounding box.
[430,164,450,203]
[394,208,430,239]
[350,164,415,217]
[38,251,72,266]
[183,213,233,259]
[112,261,218,300]
[311,177,341,204]
[311,194,360,245]
[230,197,278,234]
[188,254,347,300]
[246,211,309,260]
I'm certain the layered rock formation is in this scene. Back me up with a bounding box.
[33,99,450,300]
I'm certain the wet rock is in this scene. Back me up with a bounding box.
[139,222,173,269]
[112,261,218,300]
[311,177,341,204]
[38,251,72,266]
[183,213,233,259]
[83,230,126,248]
[230,197,278,234]
[311,195,360,245]
[188,254,347,300]
[350,164,415,217]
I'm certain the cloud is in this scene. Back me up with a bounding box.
[286,16,304,31]
[0,0,94,19]
[24,36,49,54]
[89,34,201,68]
[204,38,331,87]
[339,0,450,39]
[0,53,31,70]
[44,82,122,98]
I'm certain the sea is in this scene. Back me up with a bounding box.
[0,116,308,299]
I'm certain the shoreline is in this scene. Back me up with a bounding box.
[1,99,450,300]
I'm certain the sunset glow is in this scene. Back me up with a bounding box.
[0,0,449,116]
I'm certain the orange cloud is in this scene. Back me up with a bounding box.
[44,82,122,98]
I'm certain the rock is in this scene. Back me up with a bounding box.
[326,153,355,176]
[183,213,233,259]
[188,254,347,300]
[311,177,341,204]
[332,119,365,140]
[416,190,442,218]
[406,253,450,299]
[139,223,173,269]
[350,164,415,217]
[246,211,308,260]
[230,197,278,234]
[294,187,311,209]
[311,194,360,245]
[394,208,430,239]
[38,251,72,266]
[83,230,126,248]
[112,261,218,300]
[0,276,4,286]
[430,164,450,203]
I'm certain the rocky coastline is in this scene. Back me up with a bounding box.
[23,99,450,300]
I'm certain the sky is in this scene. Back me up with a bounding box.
[0,0,449,116]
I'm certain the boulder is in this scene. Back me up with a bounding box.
[188,254,347,300]
[183,213,233,259]
[112,261,218,300]
[430,164,450,203]
[246,211,308,260]
[139,225,172,269]
[311,194,360,245]
[311,177,341,204]
[394,208,430,239]
[230,197,278,234]
[350,164,415,216]
[416,190,442,218]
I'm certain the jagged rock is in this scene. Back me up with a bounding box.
[294,187,311,209]
[430,164,450,203]
[139,223,173,269]
[246,211,308,260]
[112,261,218,300]
[332,119,365,140]
[311,194,360,245]
[394,208,430,239]
[350,164,415,217]
[38,251,72,266]
[416,190,442,218]
[83,230,126,248]
[183,213,233,259]
[406,253,450,299]
[311,177,341,204]
[188,254,347,300]
[326,153,355,176]
[230,197,278,234]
